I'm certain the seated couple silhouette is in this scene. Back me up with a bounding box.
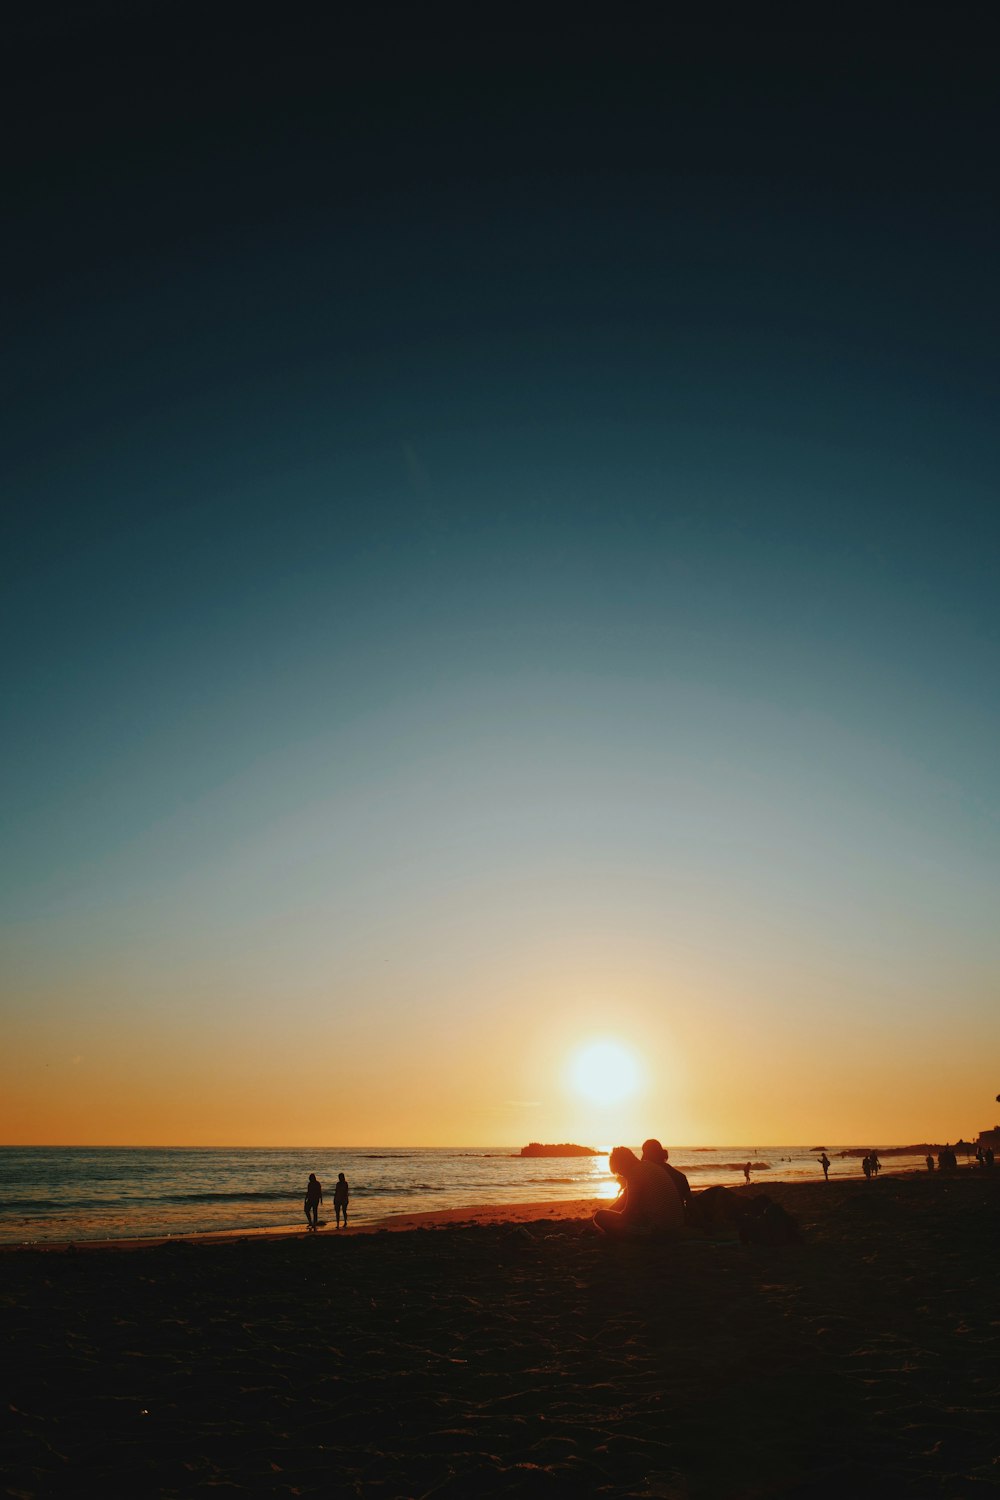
[594,1139,802,1246]
[593,1139,690,1239]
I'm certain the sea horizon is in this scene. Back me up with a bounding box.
[0,1137,966,1151]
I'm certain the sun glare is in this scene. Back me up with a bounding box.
[569,1039,642,1105]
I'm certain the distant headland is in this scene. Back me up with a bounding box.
[519,1143,600,1158]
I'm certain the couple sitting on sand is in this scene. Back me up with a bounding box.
[594,1139,690,1239]
[595,1140,802,1245]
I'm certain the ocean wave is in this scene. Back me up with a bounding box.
[357,1182,440,1195]
[1,1197,105,1212]
[169,1190,298,1203]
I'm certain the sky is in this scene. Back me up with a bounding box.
[3,6,998,1147]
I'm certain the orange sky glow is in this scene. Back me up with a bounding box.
[4,939,994,1147]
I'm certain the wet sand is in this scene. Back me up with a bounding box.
[0,1197,604,1255]
[2,1173,997,1496]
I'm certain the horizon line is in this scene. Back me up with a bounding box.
[1,1138,978,1152]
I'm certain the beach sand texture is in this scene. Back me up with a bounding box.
[2,1174,997,1497]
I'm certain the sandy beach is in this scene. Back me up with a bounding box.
[2,1173,997,1497]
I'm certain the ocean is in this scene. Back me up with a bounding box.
[0,1144,937,1245]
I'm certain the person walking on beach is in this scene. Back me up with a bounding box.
[641,1138,692,1212]
[333,1172,349,1227]
[743,1162,752,1186]
[819,1152,830,1182]
[304,1173,323,1231]
[870,1150,881,1177]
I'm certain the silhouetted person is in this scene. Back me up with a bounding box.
[870,1151,881,1177]
[926,1154,934,1172]
[333,1172,349,1227]
[743,1162,752,1186]
[641,1138,692,1212]
[594,1146,684,1238]
[819,1152,830,1182]
[304,1173,322,1231]
[862,1155,872,1180]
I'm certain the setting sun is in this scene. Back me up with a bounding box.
[569,1039,642,1105]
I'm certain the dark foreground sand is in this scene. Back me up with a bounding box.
[2,1175,998,1497]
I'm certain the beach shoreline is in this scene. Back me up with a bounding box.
[0,1164,940,1254]
[0,1164,937,1254]
[1,1143,950,1250]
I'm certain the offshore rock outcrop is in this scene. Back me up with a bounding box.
[519,1143,600,1158]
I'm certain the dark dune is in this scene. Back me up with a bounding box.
[2,1174,997,1496]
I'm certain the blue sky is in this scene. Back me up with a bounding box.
[3,6,997,1144]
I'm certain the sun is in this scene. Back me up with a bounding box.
[569,1039,642,1105]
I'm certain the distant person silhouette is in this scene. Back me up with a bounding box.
[743,1162,752,1186]
[870,1151,881,1177]
[304,1173,323,1231]
[862,1155,872,1180]
[333,1172,349,1227]
[594,1146,684,1238]
[819,1153,830,1182]
[926,1153,934,1172]
[641,1138,692,1212]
